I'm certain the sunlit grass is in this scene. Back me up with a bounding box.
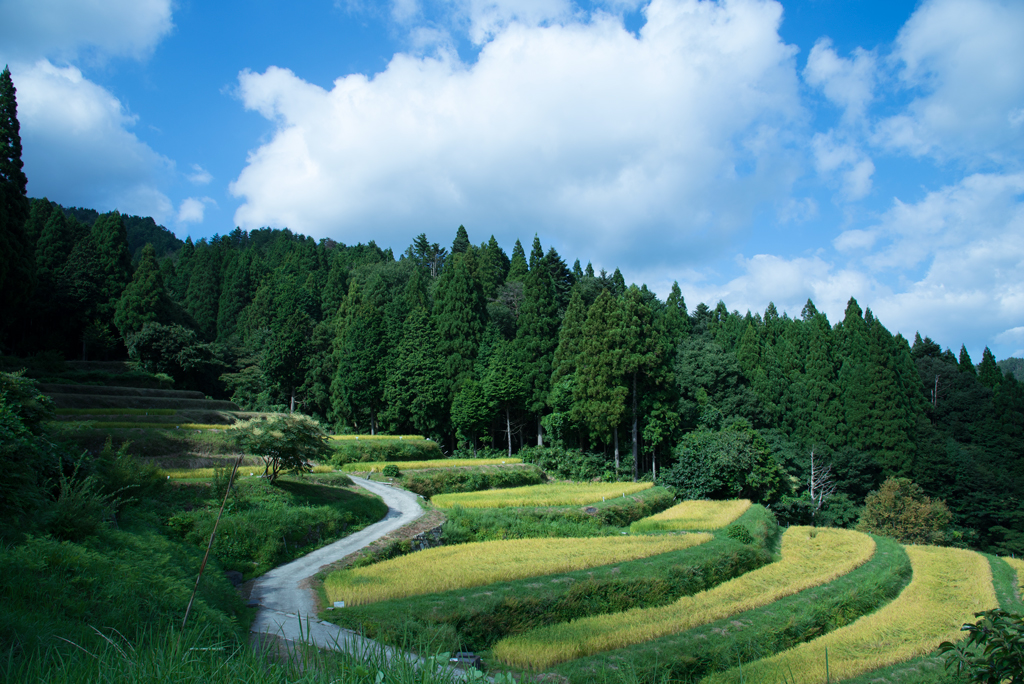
[162,465,337,479]
[431,482,653,509]
[89,422,227,430]
[324,533,712,606]
[703,545,997,683]
[340,458,521,472]
[55,408,178,416]
[630,499,751,533]
[492,527,876,670]
[330,434,425,441]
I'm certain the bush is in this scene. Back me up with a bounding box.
[231,413,331,483]
[382,464,401,477]
[725,523,753,544]
[518,445,624,481]
[403,466,544,498]
[328,439,442,465]
[857,477,952,545]
[940,609,1024,683]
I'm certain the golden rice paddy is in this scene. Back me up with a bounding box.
[340,458,521,473]
[323,533,711,606]
[492,527,876,669]
[630,499,752,533]
[431,481,653,509]
[703,545,997,683]
[329,434,425,441]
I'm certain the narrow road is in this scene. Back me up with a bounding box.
[249,476,424,652]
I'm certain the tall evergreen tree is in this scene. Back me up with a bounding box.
[0,66,33,326]
[572,259,583,280]
[551,287,587,385]
[332,286,387,433]
[114,244,174,337]
[507,239,528,282]
[451,377,492,455]
[478,235,508,300]
[978,347,1003,388]
[89,211,133,322]
[382,307,447,437]
[528,235,544,270]
[452,225,470,254]
[662,282,690,347]
[485,339,525,457]
[432,249,487,389]
[620,285,667,481]
[575,289,627,467]
[183,241,222,340]
[959,345,976,375]
[515,262,560,445]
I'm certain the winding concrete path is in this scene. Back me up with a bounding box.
[249,476,424,655]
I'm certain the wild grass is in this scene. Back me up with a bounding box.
[341,458,521,472]
[56,408,178,416]
[4,624,492,684]
[630,499,752,533]
[431,482,653,509]
[703,545,997,684]
[1004,556,1024,599]
[324,534,712,607]
[492,526,876,670]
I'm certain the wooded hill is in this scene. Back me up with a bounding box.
[0,64,1021,557]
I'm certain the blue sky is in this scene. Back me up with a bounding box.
[2,0,1022,359]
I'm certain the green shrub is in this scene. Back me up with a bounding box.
[725,523,753,544]
[328,439,442,464]
[858,477,952,545]
[403,466,544,498]
[382,464,401,477]
[518,446,625,481]
[231,413,331,484]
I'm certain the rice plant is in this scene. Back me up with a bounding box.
[162,464,338,479]
[324,533,712,606]
[431,481,653,509]
[630,499,752,533]
[492,526,876,670]
[341,458,521,472]
[330,434,426,440]
[702,545,998,683]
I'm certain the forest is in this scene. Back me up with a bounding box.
[1,64,1022,559]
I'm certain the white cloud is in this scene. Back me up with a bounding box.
[231,0,803,269]
[177,196,216,224]
[833,228,876,252]
[187,164,213,185]
[810,131,874,200]
[804,37,876,124]
[454,0,576,44]
[876,0,1024,162]
[0,0,174,62]
[14,60,175,221]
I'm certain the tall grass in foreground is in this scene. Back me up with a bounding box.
[703,545,997,684]
[4,626,486,684]
[630,499,751,533]
[341,458,521,472]
[431,482,652,508]
[492,527,876,670]
[324,534,711,606]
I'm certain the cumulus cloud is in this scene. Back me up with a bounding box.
[810,131,874,200]
[804,37,876,124]
[231,0,803,269]
[677,172,1024,358]
[14,60,175,221]
[177,196,216,224]
[0,0,174,62]
[876,0,1024,162]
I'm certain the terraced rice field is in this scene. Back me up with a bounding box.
[340,458,521,472]
[323,533,711,606]
[630,499,751,533]
[431,482,653,509]
[162,464,337,479]
[492,527,876,669]
[330,435,425,441]
[1004,556,1024,592]
[703,545,997,683]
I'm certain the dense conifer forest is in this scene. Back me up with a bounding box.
[1,64,1022,558]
